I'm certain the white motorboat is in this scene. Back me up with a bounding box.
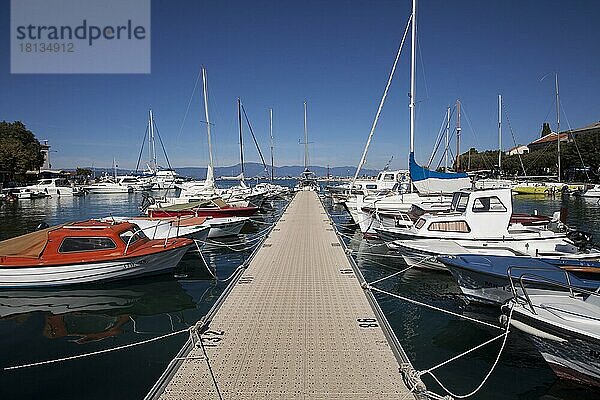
[344,191,451,236]
[21,178,84,196]
[84,178,133,194]
[116,175,154,192]
[204,216,248,238]
[326,169,409,203]
[385,188,600,270]
[100,216,211,242]
[502,282,600,387]
[582,184,600,198]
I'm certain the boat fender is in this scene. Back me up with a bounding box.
[510,319,566,342]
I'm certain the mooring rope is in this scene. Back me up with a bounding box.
[423,305,514,398]
[3,327,191,371]
[369,286,502,331]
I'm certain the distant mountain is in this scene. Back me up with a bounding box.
[82,162,379,179]
[177,163,379,179]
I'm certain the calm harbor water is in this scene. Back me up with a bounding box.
[0,187,599,399]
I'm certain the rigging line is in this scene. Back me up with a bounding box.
[501,102,527,176]
[241,103,268,172]
[352,14,412,186]
[177,69,203,142]
[416,32,430,103]
[428,107,456,168]
[558,98,589,180]
[460,103,490,170]
[135,122,149,173]
[152,118,173,170]
[436,128,458,170]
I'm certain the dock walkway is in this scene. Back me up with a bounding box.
[148,191,416,399]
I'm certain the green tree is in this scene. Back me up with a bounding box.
[75,167,92,177]
[0,121,45,180]
[541,122,552,137]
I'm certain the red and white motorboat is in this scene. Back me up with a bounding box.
[103,215,248,239]
[146,198,258,219]
[0,220,194,288]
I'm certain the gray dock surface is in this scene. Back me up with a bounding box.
[152,191,413,399]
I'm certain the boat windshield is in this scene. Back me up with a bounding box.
[119,228,147,245]
[59,237,117,253]
[451,192,470,212]
[472,196,507,213]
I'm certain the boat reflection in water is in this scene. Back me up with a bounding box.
[0,276,205,343]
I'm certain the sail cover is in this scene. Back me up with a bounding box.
[409,152,471,194]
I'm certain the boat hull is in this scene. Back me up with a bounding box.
[148,206,258,219]
[510,309,600,387]
[206,218,247,238]
[0,245,191,288]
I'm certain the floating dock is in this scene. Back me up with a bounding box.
[147,191,420,399]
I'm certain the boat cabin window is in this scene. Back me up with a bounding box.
[414,218,426,229]
[428,221,471,233]
[59,237,117,253]
[451,192,470,212]
[376,173,382,181]
[39,179,52,185]
[365,184,377,190]
[472,196,507,213]
[120,229,147,245]
[383,174,395,181]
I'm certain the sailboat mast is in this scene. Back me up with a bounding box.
[269,108,274,182]
[409,0,416,154]
[113,157,117,179]
[201,67,214,184]
[238,98,245,179]
[445,106,450,171]
[149,109,157,173]
[555,73,561,182]
[498,94,502,172]
[303,100,308,170]
[456,99,461,171]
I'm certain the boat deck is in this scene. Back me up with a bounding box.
[148,190,415,399]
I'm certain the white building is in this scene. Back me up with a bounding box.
[506,144,529,156]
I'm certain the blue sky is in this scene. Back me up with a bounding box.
[1,0,599,171]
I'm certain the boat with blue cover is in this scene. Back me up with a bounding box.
[437,254,600,304]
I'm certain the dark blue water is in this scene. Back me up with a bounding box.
[0,188,598,399]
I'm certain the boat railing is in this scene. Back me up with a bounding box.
[124,215,195,254]
[507,267,600,314]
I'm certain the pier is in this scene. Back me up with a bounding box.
[147,191,418,399]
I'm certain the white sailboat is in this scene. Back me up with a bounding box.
[295,101,318,191]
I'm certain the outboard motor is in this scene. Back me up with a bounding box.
[566,230,594,250]
[35,222,49,231]
[139,192,156,213]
